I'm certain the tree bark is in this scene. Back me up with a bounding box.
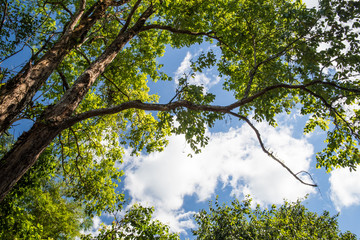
[0,0,112,135]
[0,5,154,202]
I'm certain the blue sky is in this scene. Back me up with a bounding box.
[85,0,360,235]
[101,46,360,238]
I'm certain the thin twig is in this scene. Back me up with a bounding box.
[69,127,84,182]
[58,134,68,178]
[0,0,8,34]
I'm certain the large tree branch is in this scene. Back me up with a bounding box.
[75,47,129,99]
[47,5,154,122]
[64,80,360,127]
[64,100,230,127]
[0,4,155,201]
[63,0,87,33]
[64,99,318,187]
[0,0,112,135]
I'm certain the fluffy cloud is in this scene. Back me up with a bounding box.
[303,0,319,8]
[330,169,360,210]
[121,121,316,233]
[81,216,103,237]
[174,51,220,93]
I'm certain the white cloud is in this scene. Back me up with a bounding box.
[174,52,220,93]
[121,121,316,233]
[330,168,360,210]
[80,216,103,237]
[303,0,319,8]
[175,52,192,78]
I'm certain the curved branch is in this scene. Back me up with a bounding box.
[0,0,113,135]
[64,80,360,127]
[64,100,228,127]
[69,127,84,182]
[64,99,318,187]
[228,111,317,187]
[61,79,360,188]
[58,134,68,178]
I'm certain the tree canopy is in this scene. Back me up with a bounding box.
[81,204,180,239]
[0,0,359,238]
[193,197,358,239]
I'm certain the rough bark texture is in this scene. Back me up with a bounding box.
[0,5,154,202]
[0,0,111,135]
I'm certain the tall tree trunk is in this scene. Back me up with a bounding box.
[0,0,112,135]
[0,5,154,201]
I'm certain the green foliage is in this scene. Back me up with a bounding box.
[55,123,125,216]
[0,0,40,60]
[193,197,358,239]
[1,0,360,237]
[0,148,92,239]
[81,204,180,240]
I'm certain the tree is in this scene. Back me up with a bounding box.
[0,146,92,239]
[0,0,359,218]
[193,197,358,239]
[81,204,180,239]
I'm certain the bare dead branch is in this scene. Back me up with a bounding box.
[229,111,317,187]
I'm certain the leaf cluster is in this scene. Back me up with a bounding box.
[193,196,358,239]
